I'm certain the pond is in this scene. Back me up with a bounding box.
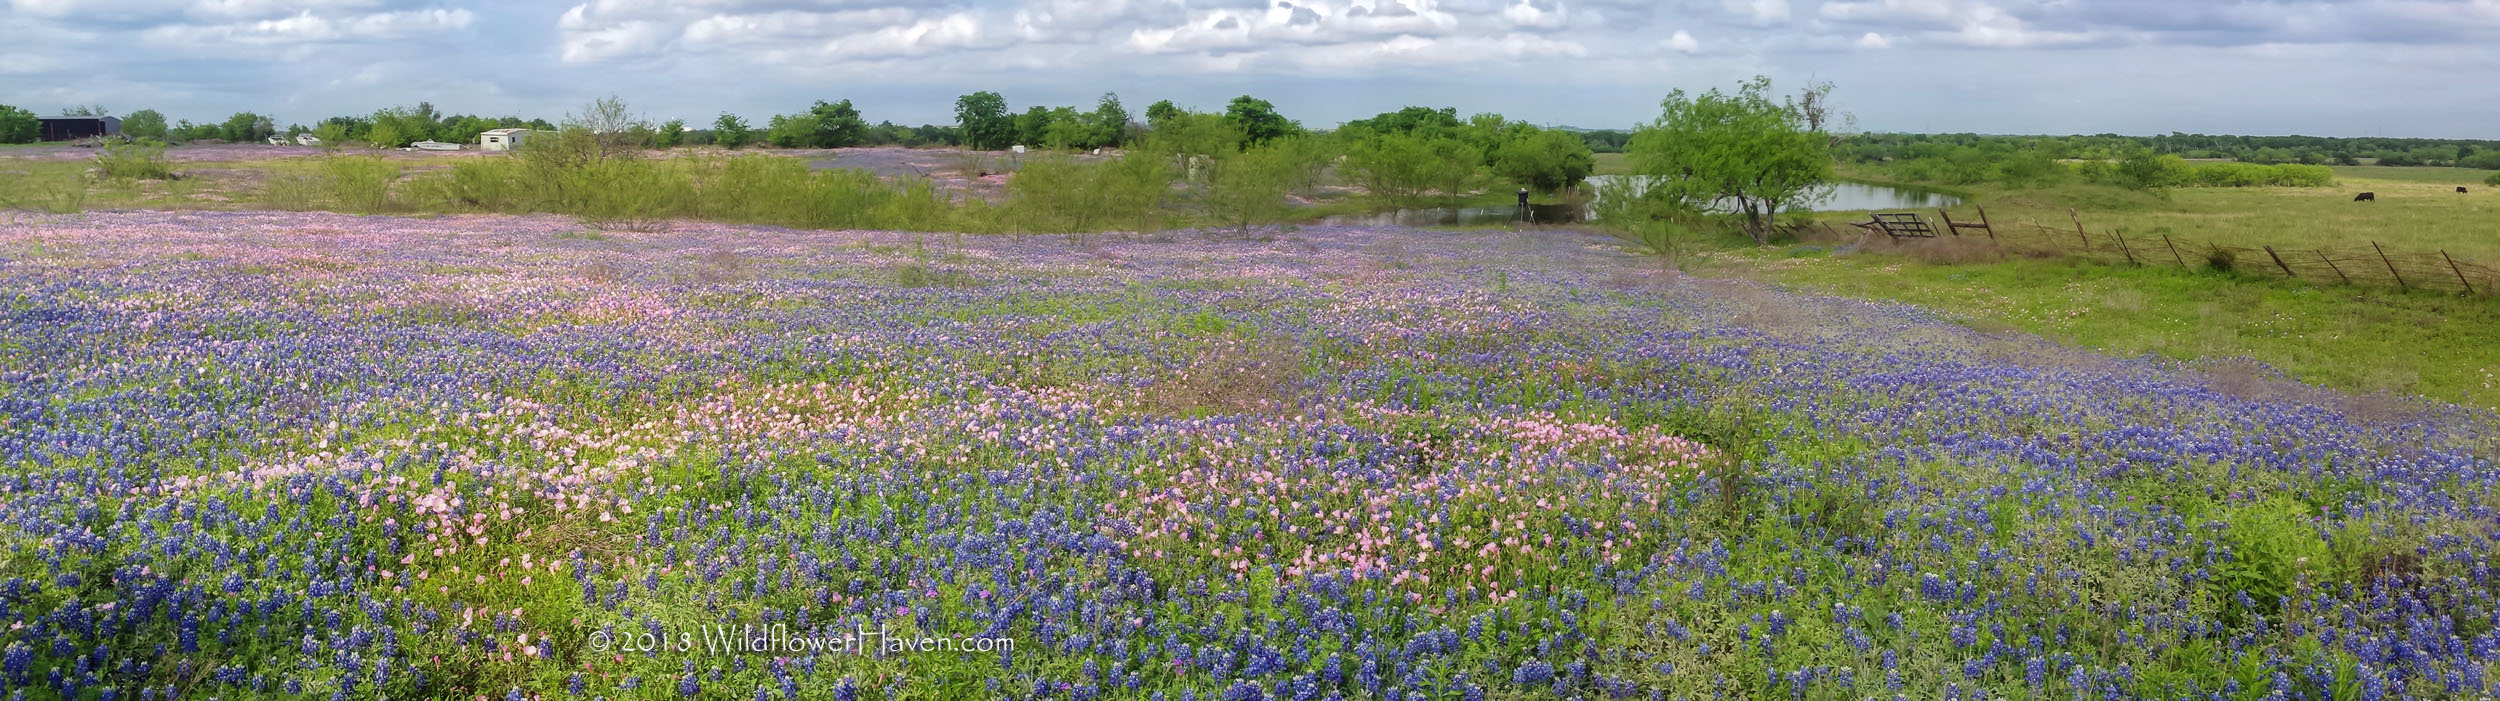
[1314,178,1963,227]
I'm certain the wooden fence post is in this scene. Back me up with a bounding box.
[2069,209,2089,249]
[2374,241,2407,291]
[2161,234,2186,267]
[2444,250,2476,295]
[1976,205,1996,241]
[2263,246,2296,278]
[2315,250,2350,285]
[2114,230,2138,265]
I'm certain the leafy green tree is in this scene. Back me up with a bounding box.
[1144,100,1183,131]
[655,119,685,148]
[1342,131,1483,207]
[1042,106,1090,150]
[1089,93,1131,149]
[1627,76,1834,244]
[1203,138,1306,234]
[1013,106,1053,149]
[766,113,820,148]
[1341,106,1462,139]
[712,113,754,149]
[1224,95,1300,147]
[221,112,276,144]
[121,109,168,140]
[1490,128,1594,194]
[809,99,867,148]
[0,105,38,143]
[955,91,1013,150]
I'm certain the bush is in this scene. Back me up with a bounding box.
[2486,172,2500,187]
[94,140,176,180]
[318,156,402,212]
[0,105,36,144]
[2205,247,2238,273]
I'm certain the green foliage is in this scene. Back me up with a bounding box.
[809,99,867,148]
[2485,172,2500,187]
[654,119,685,148]
[2214,496,2329,624]
[120,109,167,140]
[94,140,176,180]
[1013,106,1053,149]
[1340,131,1483,207]
[711,113,754,149]
[1007,151,1172,234]
[0,104,38,143]
[1628,76,1835,244]
[1223,95,1301,148]
[766,112,820,148]
[955,91,1014,150]
[318,156,403,212]
[220,112,276,144]
[1200,137,1311,234]
[1144,100,1183,130]
[1491,128,1596,194]
[1089,93,1132,149]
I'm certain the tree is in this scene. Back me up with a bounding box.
[1042,106,1088,150]
[655,119,685,148]
[1089,93,1131,149]
[1144,100,1183,131]
[808,99,867,148]
[1013,106,1053,149]
[1224,95,1300,147]
[712,113,754,149]
[1203,138,1306,234]
[565,96,652,159]
[121,109,168,141]
[0,105,38,144]
[766,113,820,148]
[2485,172,2500,187]
[1342,131,1482,207]
[1490,128,1595,194]
[1627,76,1835,244]
[220,112,275,143]
[954,91,1013,150]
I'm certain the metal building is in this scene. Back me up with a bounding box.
[39,116,120,141]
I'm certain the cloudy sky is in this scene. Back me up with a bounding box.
[3,0,2496,137]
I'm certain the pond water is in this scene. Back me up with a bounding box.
[1314,178,1963,227]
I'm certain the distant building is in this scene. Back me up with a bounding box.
[479,128,537,152]
[39,116,120,142]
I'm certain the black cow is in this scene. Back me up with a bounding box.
[2461,187,2470,194]
[2353,192,2375,202]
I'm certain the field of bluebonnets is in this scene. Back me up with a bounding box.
[2,209,2497,700]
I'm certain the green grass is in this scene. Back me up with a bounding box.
[1717,246,2500,409]
[1592,152,1631,176]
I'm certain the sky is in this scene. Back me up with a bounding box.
[3,0,2497,138]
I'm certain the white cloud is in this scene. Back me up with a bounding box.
[1727,0,1789,24]
[1502,0,1568,29]
[141,7,471,45]
[1667,29,1699,52]
[1855,31,1892,48]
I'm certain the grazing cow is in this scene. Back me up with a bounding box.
[2461,187,2471,194]
[2353,192,2375,202]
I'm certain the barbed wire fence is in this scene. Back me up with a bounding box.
[1841,206,2497,297]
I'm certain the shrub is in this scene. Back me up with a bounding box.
[0,104,36,144]
[318,156,402,212]
[2205,247,2238,273]
[94,140,176,180]
[2486,172,2500,187]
